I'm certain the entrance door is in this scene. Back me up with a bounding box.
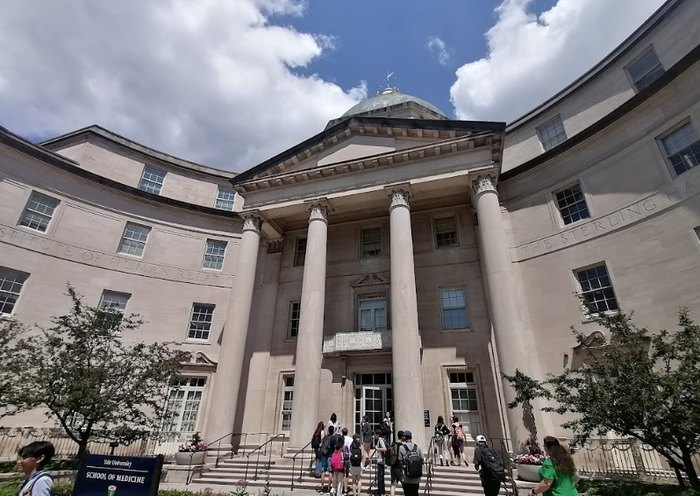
[354,373,392,435]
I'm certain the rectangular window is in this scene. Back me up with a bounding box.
[626,47,664,92]
[434,216,458,248]
[138,166,166,195]
[448,371,481,437]
[361,227,382,258]
[0,267,29,315]
[293,237,307,267]
[660,122,700,176]
[441,288,469,329]
[188,304,214,340]
[554,182,590,225]
[536,116,567,151]
[288,301,301,339]
[358,297,387,332]
[118,222,151,257]
[202,239,227,270]
[98,290,131,328]
[215,187,236,211]
[575,263,619,314]
[163,377,206,432]
[280,375,294,432]
[19,192,59,232]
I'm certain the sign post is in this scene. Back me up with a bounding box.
[73,454,163,496]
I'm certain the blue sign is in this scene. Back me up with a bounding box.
[73,454,163,496]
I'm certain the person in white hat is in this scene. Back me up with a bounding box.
[473,435,506,496]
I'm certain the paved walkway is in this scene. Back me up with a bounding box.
[159,481,320,495]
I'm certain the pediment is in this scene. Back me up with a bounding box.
[181,351,218,368]
[352,272,390,287]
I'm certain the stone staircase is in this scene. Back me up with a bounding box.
[193,457,516,496]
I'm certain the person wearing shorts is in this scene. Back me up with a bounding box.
[389,430,404,496]
[450,416,465,466]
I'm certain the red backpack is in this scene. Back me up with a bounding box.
[331,449,344,472]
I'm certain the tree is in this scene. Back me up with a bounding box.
[544,307,700,488]
[1,284,188,460]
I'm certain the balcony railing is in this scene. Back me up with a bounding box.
[322,330,392,354]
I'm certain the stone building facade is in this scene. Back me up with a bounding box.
[1,0,699,451]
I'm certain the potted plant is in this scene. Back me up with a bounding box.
[175,432,207,465]
[502,369,550,482]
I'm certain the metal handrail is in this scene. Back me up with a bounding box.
[245,433,287,481]
[290,440,314,491]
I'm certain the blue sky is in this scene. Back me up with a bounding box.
[0,0,666,171]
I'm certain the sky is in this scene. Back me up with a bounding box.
[0,0,667,172]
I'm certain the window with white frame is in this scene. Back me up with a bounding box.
[441,288,469,329]
[163,377,206,432]
[19,192,59,232]
[215,187,236,211]
[554,182,590,225]
[138,166,166,195]
[434,216,458,248]
[575,263,619,314]
[293,237,307,267]
[187,304,214,340]
[118,222,151,257]
[202,239,227,270]
[659,122,700,176]
[0,267,29,315]
[361,227,382,258]
[288,301,300,339]
[279,375,294,432]
[358,296,387,332]
[536,116,567,151]
[626,47,664,92]
[98,290,131,328]
[448,371,481,437]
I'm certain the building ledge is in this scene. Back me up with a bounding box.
[322,330,422,355]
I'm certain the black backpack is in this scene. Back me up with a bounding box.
[311,433,322,450]
[402,444,423,479]
[320,435,334,457]
[379,421,391,437]
[385,442,400,467]
[480,448,506,481]
[350,444,362,466]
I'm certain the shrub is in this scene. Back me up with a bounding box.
[578,479,700,496]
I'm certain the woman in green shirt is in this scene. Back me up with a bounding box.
[529,436,579,496]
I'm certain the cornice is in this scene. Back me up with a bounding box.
[234,131,502,193]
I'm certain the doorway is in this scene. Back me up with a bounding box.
[354,373,392,435]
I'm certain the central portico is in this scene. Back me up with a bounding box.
[204,90,535,450]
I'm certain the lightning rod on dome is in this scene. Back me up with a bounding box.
[382,71,398,94]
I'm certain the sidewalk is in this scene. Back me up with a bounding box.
[159,481,321,496]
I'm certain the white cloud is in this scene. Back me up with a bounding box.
[427,36,451,66]
[0,0,363,171]
[449,0,667,121]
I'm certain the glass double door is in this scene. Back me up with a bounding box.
[354,373,392,435]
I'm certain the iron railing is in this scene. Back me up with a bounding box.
[244,433,286,481]
[290,440,313,491]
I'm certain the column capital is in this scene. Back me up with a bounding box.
[471,174,498,199]
[387,187,412,211]
[241,212,263,233]
[308,201,330,224]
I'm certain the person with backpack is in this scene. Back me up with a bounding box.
[348,435,364,496]
[433,416,450,466]
[342,428,353,496]
[319,425,337,491]
[473,435,506,496]
[450,416,468,467]
[372,429,388,496]
[312,421,325,477]
[387,430,403,496]
[397,430,422,496]
[360,415,372,468]
[330,440,346,496]
[16,441,55,496]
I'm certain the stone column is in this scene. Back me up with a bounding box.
[388,188,426,448]
[289,202,329,448]
[205,213,262,444]
[471,174,542,443]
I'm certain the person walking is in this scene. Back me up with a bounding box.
[372,429,388,496]
[342,428,353,496]
[398,430,423,496]
[330,439,346,496]
[450,416,468,466]
[473,435,506,496]
[319,425,337,491]
[360,415,372,468]
[312,421,325,477]
[387,431,404,496]
[16,441,55,496]
[347,435,364,496]
[530,436,580,496]
[433,416,450,466]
